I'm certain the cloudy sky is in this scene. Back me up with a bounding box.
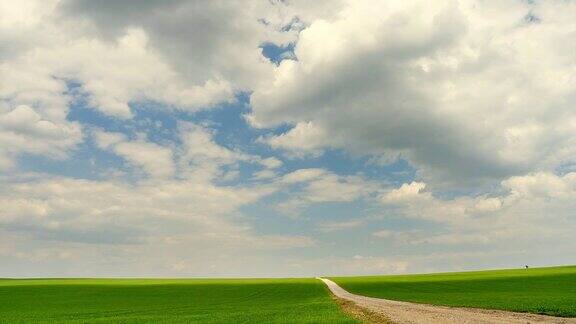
[1,0,575,277]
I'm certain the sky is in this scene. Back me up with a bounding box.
[1,0,575,277]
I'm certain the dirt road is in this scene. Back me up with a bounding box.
[319,278,576,324]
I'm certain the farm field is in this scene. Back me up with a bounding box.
[331,265,576,317]
[0,278,357,323]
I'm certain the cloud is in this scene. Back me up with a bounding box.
[250,0,576,186]
[0,174,287,246]
[289,255,410,276]
[251,157,283,180]
[2,0,576,276]
[94,123,280,181]
[259,157,283,169]
[372,229,393,238]
[378,173,576,254]
[276,168,380,216]
[0,105,82,170]
[4,24,235,119]
[0,0,299,167]
[280,168,326,184]
[58,0,288,97]
[94,130,175,179]
[0,0,241,169]
[502,172,576,199]
[0,114,324,273]
[262,121,328,157]
[0,168,320,276]
[177,122,258,181]
[318,219,364,232]
[383,182,428,203]
[282,169,375,203]
[178,123,248,166]
[4,0,575,185]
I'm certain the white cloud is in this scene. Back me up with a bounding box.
[0,105,82,170]
[179,123,247,166]
[473,197,502,213]
[114,141,175,179]
[4,25,236,119]
[94,130,175,179]
[0,174,293,248]
[305,172,373,202]
[383,182,428,203]
[379,173,576,254]
[93,122,285,182]
[259,157,283,169]
[0,172,316,276]
[177,122,254,181]
[372,229,393,238]
[282,169,372,204]
[93,130,126,149]
[280,168,326,184]
[318,219,364,232]
[58,0,291,104]
[295,255,410,276]
[262,121,329,157]
[503,172,576,199]
[0,0,298,168]
[252,169,277,180]
[3,0,574,186]
[250,0,576,186]
[2,0,576,276]
[276,168,379,216]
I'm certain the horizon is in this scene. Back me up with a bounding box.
[3,264,575,280]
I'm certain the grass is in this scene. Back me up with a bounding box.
[3,265,574,322]
[331,265,576,317]
[0,278,358,323]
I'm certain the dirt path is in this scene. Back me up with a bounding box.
[319,278,576,324]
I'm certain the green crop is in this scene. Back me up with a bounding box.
[0,278,357,323]
[331,265,576,317]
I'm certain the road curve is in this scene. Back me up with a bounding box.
[318,277,576,324]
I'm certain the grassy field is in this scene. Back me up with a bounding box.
[331,265,576,317]
[2,266,574,322]
[0,278,357,323]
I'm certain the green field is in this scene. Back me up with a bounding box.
[331,265,576,317]
[0,278,357,323]
[2,266,575,322]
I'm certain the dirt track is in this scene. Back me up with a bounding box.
[319,278,576,324]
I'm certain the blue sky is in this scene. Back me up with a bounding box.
[1,0,575,277]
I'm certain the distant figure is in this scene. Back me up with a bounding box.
[525,265,529,269]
